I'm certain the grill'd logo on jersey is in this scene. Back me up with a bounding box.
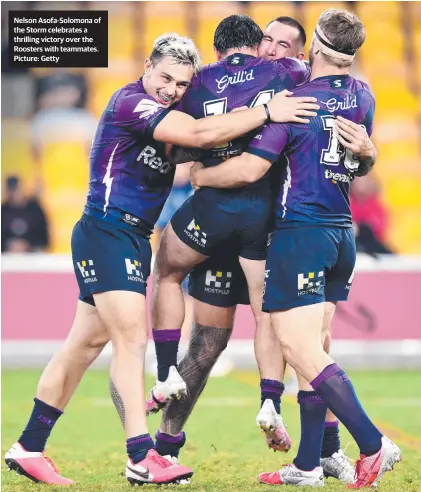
[216,69,255,94]
[77,260,97,284]
[137,146,171,174]
[319,95,357,113]
[298,271,324,295]
[125,258,145,283]
[185,219,207,247]
[204,270,232,295]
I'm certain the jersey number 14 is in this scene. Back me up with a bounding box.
[203,90,274,149]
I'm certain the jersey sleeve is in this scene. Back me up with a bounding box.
[246,124,290,163]
[114,93,171,137]
[361,88,376,137]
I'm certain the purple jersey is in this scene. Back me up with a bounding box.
[178,53,310,165]
[247,75,375,228]
[84,79,174,234]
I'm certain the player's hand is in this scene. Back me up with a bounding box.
[335,116,374,158]
[190,161,205,190]
[267,90,319,124]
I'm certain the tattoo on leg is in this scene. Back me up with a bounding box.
[109,377,125,427]
[160,323,232,435]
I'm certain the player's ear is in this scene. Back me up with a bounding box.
[214,48,223,61]
[297,52,305,61]
[144,58,152,72]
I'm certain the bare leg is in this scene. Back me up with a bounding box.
[270,304,385,460]
[37,301,109,410]
[7,301,108,485]
[94,291,149,438]
[238,256,285,381]
[322,302,338,424]
[155,300,234,457]
[271,303,332,381]
[239,256,290,452]
[152,223,209,330]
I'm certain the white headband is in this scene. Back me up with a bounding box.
[313,24,355,62]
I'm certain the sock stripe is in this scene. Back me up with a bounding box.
[261,387,283,395]
[153,329,181,342]
[325,420,339,428]
[156,431,185,444]
[310,363,341,390]
[298,394,325,404]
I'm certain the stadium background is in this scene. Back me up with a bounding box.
[2,1,421,367]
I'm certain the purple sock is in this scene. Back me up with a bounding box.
[293,391,327,471]
[155,431,186,458]
[153,329,181,382]
[322,420,340,458]
[260,379,284,414]
[18,398,63,452]
[126,434,154,464]
[311,363,382,456]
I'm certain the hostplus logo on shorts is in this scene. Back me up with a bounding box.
[205,270,232,295]
[77,260,97,284]
[185,219,207,247]
[125,259,145,283]
[298,271,324,295]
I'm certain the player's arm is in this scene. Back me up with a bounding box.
[335,115,376,176]
[190,124,289,189]
[153,90,318,149]
[190,153,272,189]
[168,146,205,165]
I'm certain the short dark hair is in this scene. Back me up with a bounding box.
[214,15,263,55]
[267,16,307,47]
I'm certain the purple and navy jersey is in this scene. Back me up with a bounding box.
[84,79,174,233]
[247,75,375,228]
[177,53,310,166]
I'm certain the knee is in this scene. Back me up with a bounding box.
[188,328,230,370]
[196,341,227,370]
[82,335,109,364]
[111,327,148,357]
[277,333,306,365]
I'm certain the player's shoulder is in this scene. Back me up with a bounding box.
[117,79,152,103]
[349,77,375,103]
[274,57,306,70]
[273,57,309,75]
[272,57,310,86]
[116,79,162,110]
[112,79,167,125]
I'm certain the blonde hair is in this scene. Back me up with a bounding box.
[150,33,201,73]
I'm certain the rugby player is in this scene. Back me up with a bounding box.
[4,33,313,486]
[190,9,401,488]
[145,14,316,450]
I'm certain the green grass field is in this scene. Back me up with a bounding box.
[2,369,421,491]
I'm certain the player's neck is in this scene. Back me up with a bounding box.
[222,48,258,59]
[310,64,350,81]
